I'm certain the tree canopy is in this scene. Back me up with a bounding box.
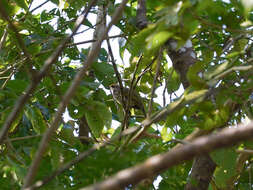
[0,0,253,189]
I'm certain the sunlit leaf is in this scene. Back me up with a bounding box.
[14,0,28,10]
[161,127,173,142]
[184,89,208,102]
[146,31,172,52]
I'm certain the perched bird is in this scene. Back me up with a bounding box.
[109,83,146,116]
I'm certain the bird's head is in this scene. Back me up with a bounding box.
[109,83,120,91]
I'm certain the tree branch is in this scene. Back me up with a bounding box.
[122,54,143,130]
[0,5,34,76]
[81,121,253,190]
[22,0,129,188]
[193,14,253,34]
[107,38,125,109]
[0,0,97,145]
[67,34,124,47]
[30,0,50,13]
[0,24,8,51]
[136,0,148,29]
[25,127,139,190]
[147,48,163,117]
[133,55,157,90]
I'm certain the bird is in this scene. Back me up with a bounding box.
[109,83,146,117]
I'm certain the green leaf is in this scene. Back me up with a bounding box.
[146,31,172,52]
[165,107,185,128]
[24,106,47,134]
[41,10,54,22]
[14,0,28,10]
[187,61,207,88]
[84,101,112,137]
[50,0,59,5]
[6,79,28,94]
[59,123,75,145]
[131,24,156,55]
[83,18,93,27]
[9,111,22,133]
[166,68,181,93]
[0,107,22,133]
[92,62,116,88]
[27,44,41,55]
[211,148,237,188]
[1,0,20,15]
[98,48,108,62]
[50,141,61,169]
[226,51,242,59]
[161,127,173,142]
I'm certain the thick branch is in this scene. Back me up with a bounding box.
[0,0,97,145]
[25,127,138,190]
[81,121,253,190]
[22,0,129,188]
[136,0,148,29]
[185,155,216,190]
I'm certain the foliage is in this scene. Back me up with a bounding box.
[0,0,253,189]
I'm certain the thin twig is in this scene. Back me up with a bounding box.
[0,0,96,145]
[5,139,26,165]
[22,0,128,188]
[0,24,8,51]
[147,48,163,117]
[4,135,42,142]
[236,149,253,154]
[0,5,34,76]
[107,37,127,123]
[30,0,50,13]
[162,67,174,107]
[169,138,190,145]
[213,65,253,81]
[133,55,157,90]
[74,27,94,36]
[222,34,245,54]
[107,38,125,107]
[28,0,34,10]
[122,54,143,130]
[0,57,25,78]
[1,70,15,89]
[25,127,139,190]
[162,79,168,107]
[81,121,253,190]
[129,87,211,144]
[33,35,125,56]
[68,34,124,47]
[193,14,253,34]
[0,76,9,79]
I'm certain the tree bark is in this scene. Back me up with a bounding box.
[78,116,90,145]
[185,155,216,190]
[167,39,217,190]
[136,0,148,29]
[135,1,217,190]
